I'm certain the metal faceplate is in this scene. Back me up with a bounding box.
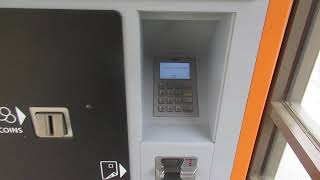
[0,9,130,180]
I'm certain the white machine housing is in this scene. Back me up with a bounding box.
[0,0,269,179]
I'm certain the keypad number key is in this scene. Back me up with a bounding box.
[183,81,193,89]
[167,105,174,112]
[159,89,166,96]
[183,89,193,97]
[167,89,175,96]
[158,105,166,112]
[175,97,183,104]
[166,82,176,89]
[183,97,193,103]
[175,89,183,95]
[167,97,175,104]
[159,81,166,89]
[175,105,182,112]
[183,104,193,112]
[158,97,167,104]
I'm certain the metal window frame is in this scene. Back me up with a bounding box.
[248,0,320,179]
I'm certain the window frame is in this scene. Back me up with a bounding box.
[248,0,320,179]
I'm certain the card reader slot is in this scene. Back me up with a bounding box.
[156,157,197,180]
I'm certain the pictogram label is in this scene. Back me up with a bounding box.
[100,161,127,179]
[0,106,26,134]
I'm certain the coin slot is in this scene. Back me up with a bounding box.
[30,107,73,138]
[47,115,54,136]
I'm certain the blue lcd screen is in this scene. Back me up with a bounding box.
[160,62,190,79]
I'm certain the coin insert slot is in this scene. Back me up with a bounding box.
[48,115,54,136]
[30,107,73,138]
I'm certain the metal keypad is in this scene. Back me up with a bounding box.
[157,81,194,114]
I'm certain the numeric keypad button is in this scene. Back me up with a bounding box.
[158,97,167,104]
[168,97,175,104]
[175,89,183,95]
[166,82,176,89]
[177,83,183,89]
[183,97,193,103]
[158,105,166,112]
[167,89,175,96]
[183,81,193,89]
[176,97,183,104]
[167,105,174,112]
[183,89,193,97]
[159,81,166,89]
[159,89,166,96]
[175,105,182,112]
[183,105,193,112]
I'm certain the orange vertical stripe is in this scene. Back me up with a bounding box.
[231,0,293,179]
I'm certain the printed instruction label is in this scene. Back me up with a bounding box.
[0,106,26,134]
[100,161,127,179]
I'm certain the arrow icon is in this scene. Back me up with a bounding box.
[15,107,26,125]
[119,163,127,178]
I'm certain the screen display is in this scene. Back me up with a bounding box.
[160,62,190,79]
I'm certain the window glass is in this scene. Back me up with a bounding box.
[274,144,311,180]
[288,50,320,143]
[301,52,320,127]
[285,9,320,143]
[260,132,312,180]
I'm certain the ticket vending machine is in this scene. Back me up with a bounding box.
[0,1,270,180]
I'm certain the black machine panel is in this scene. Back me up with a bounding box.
[0,9,129,180]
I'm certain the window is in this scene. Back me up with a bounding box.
[275,143,311,180]
[248,0,320,179]
[287,51,320,142]
[302,54,320,126]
